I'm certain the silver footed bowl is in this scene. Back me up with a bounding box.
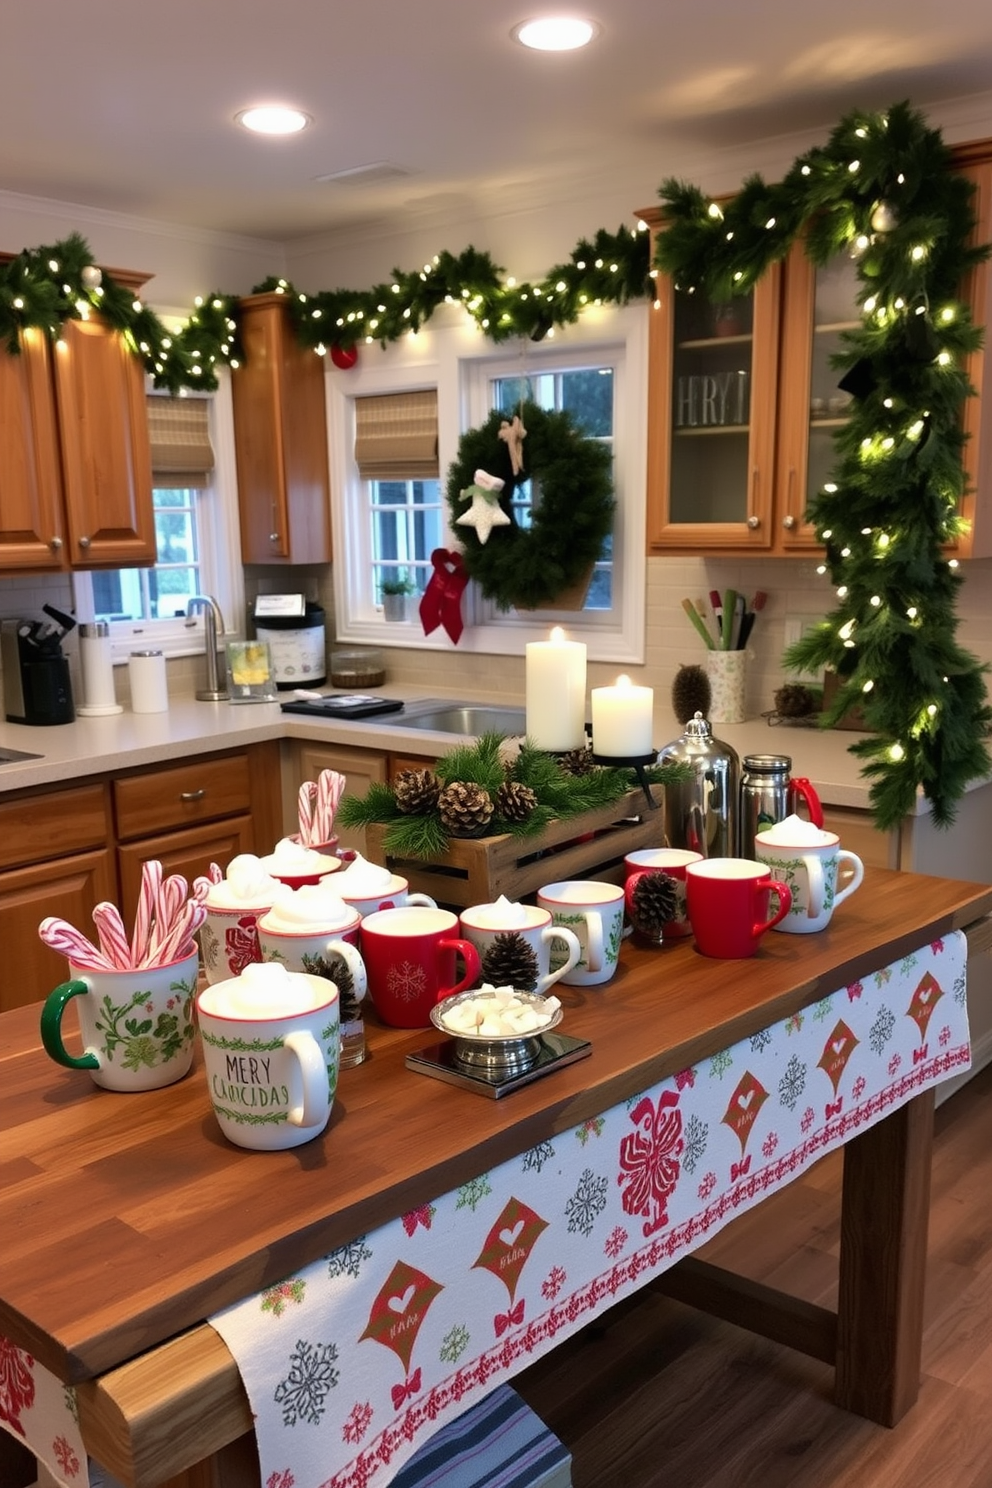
[430,989,563,1077]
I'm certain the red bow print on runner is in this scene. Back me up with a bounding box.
[908,971,943,1042]
[419,548,469,645]
[390,1368,422,1411]
[617,1090,683,1238]
[402,1204,434,1237]
[360,1260,443,1376]
[494,1299,526,1336]
[825,1098,843,1119]
[474,1197,548,1304]
[730,1155,752,1182]
[913,1045,930,1065]
[817,1020,858,1095]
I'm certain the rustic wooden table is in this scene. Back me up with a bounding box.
[2,867,990,1487]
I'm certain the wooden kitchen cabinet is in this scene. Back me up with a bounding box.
[0,782,115,1012]
[231,292,332,564]
[0,260,155,573]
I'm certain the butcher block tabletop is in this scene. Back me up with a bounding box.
[2,866,990,1385]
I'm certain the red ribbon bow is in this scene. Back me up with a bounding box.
[913,1044,929,1065]
[494,1299,525,1336]
[730,1155,751,1182]
[825,1098,843,1119]
[391,1367,422,1411]
[419,548,469,645]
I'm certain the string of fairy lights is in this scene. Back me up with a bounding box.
[2,102,989,827]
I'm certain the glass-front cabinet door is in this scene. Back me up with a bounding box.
[776,246,860,551]
[645,224,782,551]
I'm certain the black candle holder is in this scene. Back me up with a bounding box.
[591,751,659,811]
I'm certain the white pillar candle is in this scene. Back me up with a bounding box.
[525,627,587,751]
[591,674,654,758]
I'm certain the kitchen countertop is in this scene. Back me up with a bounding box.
[0,688,972,815]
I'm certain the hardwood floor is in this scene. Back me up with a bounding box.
[515,1061,992,1488]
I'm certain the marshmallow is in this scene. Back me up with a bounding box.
[438,983,559,1039]
[465,895,532,931]
[758,813,833,847]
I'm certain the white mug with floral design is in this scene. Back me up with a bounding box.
[536,880,625,986]
[754,815,864,933]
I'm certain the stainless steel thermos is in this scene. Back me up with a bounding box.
[657,712,740,858]
[739,754,823,858]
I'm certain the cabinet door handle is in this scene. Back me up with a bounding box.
[180,788,206,802]
[783,514,797,530]
[49,536,63,551]
[747,514,760,530]
[78,535,91,549]
[269,532,281,543]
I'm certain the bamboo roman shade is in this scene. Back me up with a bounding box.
[354,390,439,480]
[146,395,215,487]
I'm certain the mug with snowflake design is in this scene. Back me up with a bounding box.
[359,906,481,1028]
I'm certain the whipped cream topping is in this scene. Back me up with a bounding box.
[758,813,834,847]
[203,961,330,1019]
[259,883,355,934]
[260,837,340,878]
[330,853,397,896]
[205,853,282,910]
[464,895,533,931]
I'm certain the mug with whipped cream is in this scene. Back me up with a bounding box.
[200,853,283,984]
[459,895,581,994]
[754,814,864,934]
[257,884,368,1066]
[258,837,343,889]
[327,852,437,918]
[196,962,340,1150]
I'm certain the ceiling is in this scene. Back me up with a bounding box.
[6,0,992,243]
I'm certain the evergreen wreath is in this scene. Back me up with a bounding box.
[654,101,992,830]
[444,401,615,611]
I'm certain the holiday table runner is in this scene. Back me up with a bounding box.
[0,931,969,1488]
[209,931,969,1488]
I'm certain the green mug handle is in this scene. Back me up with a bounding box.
[40,981,100,1070]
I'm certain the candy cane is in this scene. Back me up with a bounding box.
[38,917,115,971]
[315,770,345,843]
[92,902,133,970]
[147,902,206,968]
[298,781,317,845]
[130,860,162,966]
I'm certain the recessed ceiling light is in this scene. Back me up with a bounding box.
[236,106,311,136]
[512,16,599,51]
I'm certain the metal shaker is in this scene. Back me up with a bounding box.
[656,712,740,858]
[739,754,824,859]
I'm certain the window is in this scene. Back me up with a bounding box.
[72,376,244,656]
[328,304,647,664]
[354,391,442,603]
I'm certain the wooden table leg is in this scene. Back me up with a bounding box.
[835,1089,935,1425]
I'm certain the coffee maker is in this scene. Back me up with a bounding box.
[2,605,76,725]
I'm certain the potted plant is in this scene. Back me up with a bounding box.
[380,572,415,621]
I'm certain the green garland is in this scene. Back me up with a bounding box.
[444,401,615,611]
[654,101,991,829]
[336,731,687,859]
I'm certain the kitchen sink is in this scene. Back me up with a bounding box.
[0,747,43,764]
[382,701,527,737]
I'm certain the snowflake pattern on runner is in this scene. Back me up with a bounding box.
[708,1047,733,1079]
[604,1226,628,1259]
[456,1174,493,1212]
[565,1168,608,1237]
[266,1471,295,1488]
[749,1028,772,1054]
[681,1112,708,1174]
[813,998,833,1022]
[900,953,918,976]
[63,1384,78,1422]
[522,1141,555,1174]
[541,1265,567,1300]
[274,1338,339,1427]
[869,1005,896,1056]
[327,1238,373,1282]
[778,1053,806,1112]
[953,970,967,1006]
[439,1323,471,1364]
[52,1435,80,1478]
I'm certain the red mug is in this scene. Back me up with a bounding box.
[685,858,792,959]
[359,906,482,1028]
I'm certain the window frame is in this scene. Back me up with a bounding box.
[71,371,245,660]
[327,303,647,665]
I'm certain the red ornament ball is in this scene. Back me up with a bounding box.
[330,344,359,370]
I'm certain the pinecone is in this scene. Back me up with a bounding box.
[671,664,712,725]
[774,683,819,719]
[480,932,540,993]
[302,949,361,1022]
[629,871,679,943]
[437,781,494,837]
[495,780,538,823]
[558,744,595,776]
[394,768,442,815]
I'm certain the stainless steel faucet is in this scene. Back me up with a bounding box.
[185,595,228,701]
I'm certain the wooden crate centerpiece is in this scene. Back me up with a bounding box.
[365,786,660,909]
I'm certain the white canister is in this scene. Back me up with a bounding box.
[77,622,122,716]
[128,649,169,713]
